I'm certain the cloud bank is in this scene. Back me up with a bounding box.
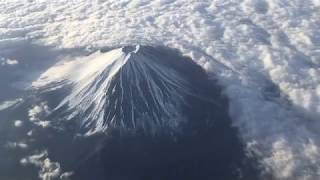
[1,0,320,179]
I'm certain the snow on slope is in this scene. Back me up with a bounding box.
[32,45,205,135]
[1,0,320,179]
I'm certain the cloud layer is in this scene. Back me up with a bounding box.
[1,0,320,179]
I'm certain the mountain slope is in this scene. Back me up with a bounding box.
[33,45,226,135]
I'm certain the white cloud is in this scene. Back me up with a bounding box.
[0,57,19,66]
[0,98,23,111]
[14,120,23,127]
[28,102,51,128]
[5,142,28,149]
[27,130,33,136]
[21,151,73,180]
[59,172,73,180]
